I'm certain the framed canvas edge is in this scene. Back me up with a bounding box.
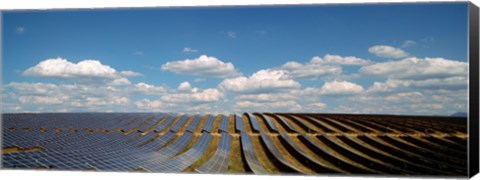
[469,1,479,178]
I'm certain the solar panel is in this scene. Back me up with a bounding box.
[202,115,215,133]
[317,135,408,174]
[308,115,354,133]
[278,133,338,173]
[142,132,176,150]
[218,115,229,133]
[169,115,191,132]
[245,113,261,133]
[235,114,244,133]
[154,115,176,132]
[186,115,203,133]
[137,114,166,132]
[1,113,468,175]
[240,132,268,174]
[282,114,318,133]
[338,135,440,175]
[297,134,375,174]
[156,131,194,158]
[258,132,304,173]
[254,113,279,133]
[146,132,212,172]
[195,132,231,173]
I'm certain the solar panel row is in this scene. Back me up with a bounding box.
[1,113,468,176]
[195,132,231,173]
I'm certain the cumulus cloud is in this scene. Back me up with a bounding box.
[320,80,364,95]
[177,81,192,91]
[183,47,199,53]
[18,95,68,105]
[280,54,370,80]
[360,57,467,80]
[161,55,242,78]
[234,100,302,112]
[4,82,133,112]
[161,88,223,103]
[120,71,142,77]
[307,103,327,110]
[134,86,225,113]
[109,77,131,86]
[337,88,467,115]
[22,58,140,87]
[368,45,409,58]
[7,82,58,95]
[132,82,167,95]
[135,99,164,111]
[219,69,301,93]
[23,58,118,79]
[367,76,467,93]
[235,93,297,102]
[85,96,129,106]
[281,61,341,80]
[401,40,416,48]
[135,98,224,113]
[311,54,372,66]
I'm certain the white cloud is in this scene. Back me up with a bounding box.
[177,81,192,91]
[281,61,341,80]
[194,78,206,82]
[183,47,199,53]
[227,31,237,38]
[280,54,370,80]
[135,97,224,113]
[18,95,68,105]
[368,45,409,58]
[161,88,223,103]
[132,82,167,95]
[219,69,300,93]
[4,82,133,112]
[307,103,327,110]
[134,86,225,113]
[109,77,131,86]
[135,99,164,111]
[236,93,297,102]
[367,76,467,93]
[85,96,129,106]
[320,80,364,95]
[120,70,142,77]
[161,55,242,78]
[22,58,140,86]
[401,40,416,48]
[23,58,118,79]
[338,89,467,115]
[16,27,26,34]
[7,82,58,95]
[360,57,468,80]
[234,100,302,112]
[311,54,372,66]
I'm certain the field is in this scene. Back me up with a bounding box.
[1,113,468,176]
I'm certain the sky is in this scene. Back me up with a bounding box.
[1,2,470,115]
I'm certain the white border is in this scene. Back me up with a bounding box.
[0,0,478,180]
[0,0,473,10]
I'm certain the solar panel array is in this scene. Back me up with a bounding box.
[1,113,468,176]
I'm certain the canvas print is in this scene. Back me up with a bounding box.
[1,2,477,177]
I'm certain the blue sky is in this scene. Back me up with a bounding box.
[2,2,470,115]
